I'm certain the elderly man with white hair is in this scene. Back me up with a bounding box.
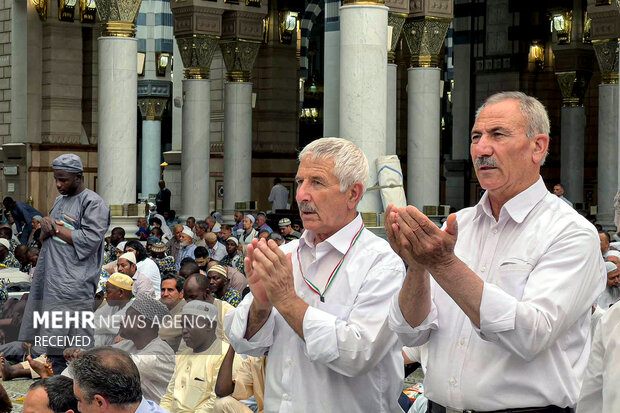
[387,92,605,412]
[175,225,197,271]
[225,137,406,412]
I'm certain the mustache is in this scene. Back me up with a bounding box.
[298,202,317,213]
[474,156,498,168]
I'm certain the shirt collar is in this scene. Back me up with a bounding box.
[299,213,364,254]
[475,176,547,223]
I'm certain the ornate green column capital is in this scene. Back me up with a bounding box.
[219,40,261,82]
[403,17,451,68]
[177,35,220,79]
[556,71,593,107]
[592,39,619,84]
[387,14,406,63]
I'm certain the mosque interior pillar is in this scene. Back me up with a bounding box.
[339,0,388,214]
[403,10,452,210]
[177,35,219,218]
[137,86,169,199]
[219,10,264,222]
[96,0,142,208]
[385,10,406,156]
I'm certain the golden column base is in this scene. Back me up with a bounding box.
[226,71,252,82]
[184,67,210,80]
[101,21,136,37]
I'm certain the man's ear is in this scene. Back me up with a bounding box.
[347,182,364,209]
[93,394,106,407]
[532,134,549,164]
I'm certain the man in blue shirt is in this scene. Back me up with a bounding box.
[3,197,42,244]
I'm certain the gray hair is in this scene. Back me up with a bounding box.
[196,220,209,231]
[70,347,142,408]
[475,91,550,163]
[298,137,370,193]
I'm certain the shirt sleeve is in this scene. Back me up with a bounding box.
[71,195,110,261]
[230,357,255,402]
[301,261,406,377]
[388,289,439,348]
[475,226,606,361]
[576,319,604,413]
[224,293,276,357]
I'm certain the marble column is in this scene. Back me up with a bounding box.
[386,14,405,155]
[323,0,341,137]
[176,35,219,218]
[556,71,591,205]
[339,0,388,213]
[403,17,451,209]
[593,39,619,228]
[138,97,168,197]
[96,1,142,205]
[219,40,261,219]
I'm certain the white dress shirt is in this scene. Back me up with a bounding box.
[389,177,606,411]
[225,213,406,413]
[268,184,289,211]
[577,301,620,413]
[209,241,227,262]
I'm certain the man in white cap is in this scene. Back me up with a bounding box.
[117,252,156,299]
[161,300,242,413]
[0,238,19,268]
[237,215,257,248]
[598,254,620,310]
[94,272,134,347]
[19,153,110,375]
[175,226,197,271]
[278,218,301,243]
[220,237,245,276]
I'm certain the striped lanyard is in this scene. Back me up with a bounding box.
[297,221,364,302]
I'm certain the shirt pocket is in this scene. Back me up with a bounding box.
[494,259,534,300]
[185,378,208,408]
[317,302,353,321]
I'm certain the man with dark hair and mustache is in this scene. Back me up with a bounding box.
[386,92,605,412]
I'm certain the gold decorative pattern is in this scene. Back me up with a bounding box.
[556,71,593,107]
[593,39,619,83]
[403,17,451,68]
[176,35,220,79]
[388,14,406,63]
[219,40,261,82]
[96,0,142,37]
[342,0,385,4]
[409,0,453,19]
[138,97,168,121]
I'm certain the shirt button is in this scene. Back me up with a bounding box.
[300,292,305,299]
[283,393,290,401]
[449,377,457,386]
[459,337,465,346]
[493,229,498,234]
[481,266,486,273]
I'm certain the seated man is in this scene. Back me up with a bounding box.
[0,238,19,268]
[24,375,78,413]
[207,260,247,294]
[114,293,175,404]
[208,265,241,308]
[117,251,155,298]
[219,237,245,276]
[182,273,235,345]
[160,300,241,413]
[159,273,186,352]
[214,346,267,413]
[206,232,227,262]
[150,242,175,275]
[70,346,169,412]
[194,247,210,273]
[94,273,134,347]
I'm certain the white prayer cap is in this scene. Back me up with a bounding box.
[605,261,617,273]
[182,300,218,319]
[119,251,136,264]
[606,250,620,259]
[0,239,10,250]
[245,214,255,224]
[116,241,127,252]
[182,225,194,238]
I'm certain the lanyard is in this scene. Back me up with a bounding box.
[297,221,364,302]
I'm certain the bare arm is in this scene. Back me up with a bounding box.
[214,346,236,397]
[398,266,432,328]
[244,301,273,340]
